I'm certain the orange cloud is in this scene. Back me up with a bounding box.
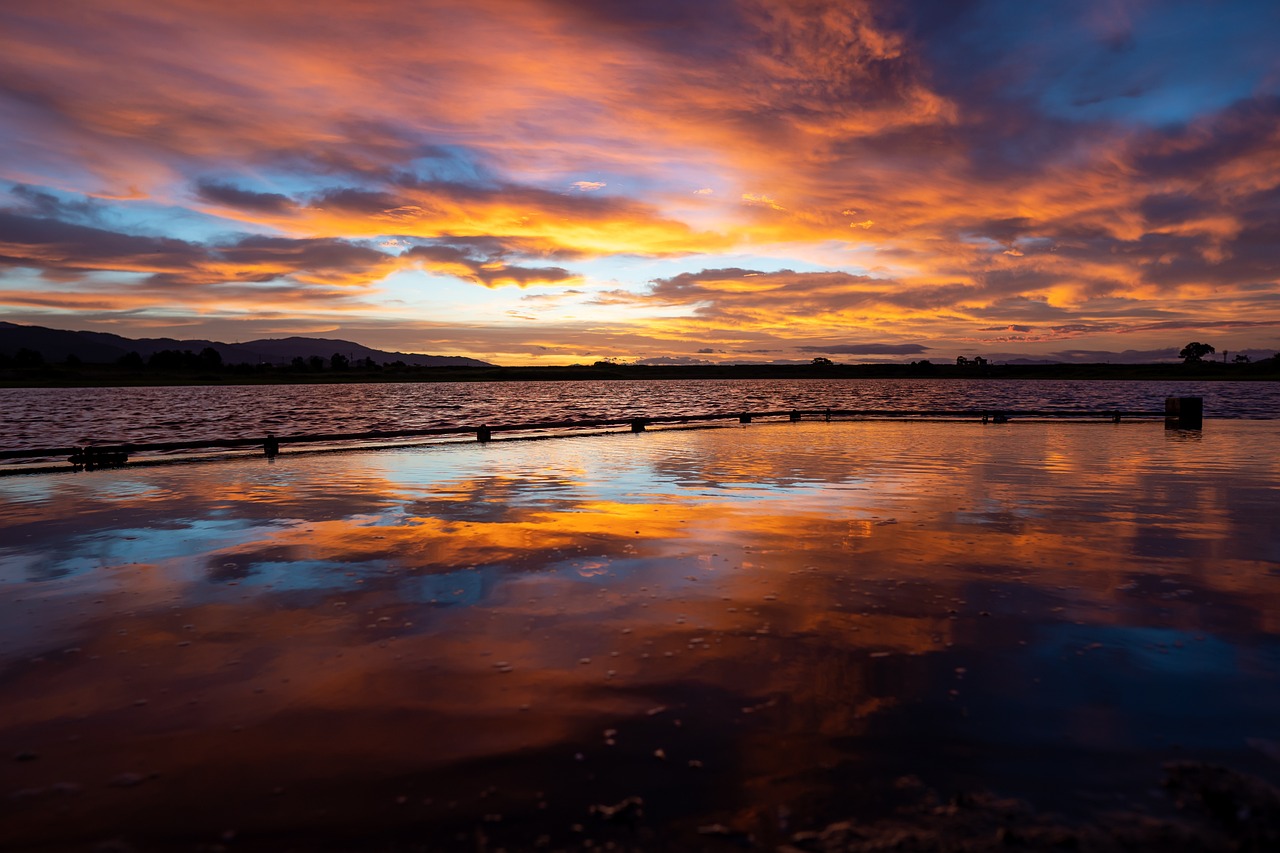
[1,0,1277,359]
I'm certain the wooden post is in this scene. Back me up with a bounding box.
[790,411,802,422]
[476,426,492,442]
[739,413,752,424]
[263,434,279,457]
[1165,397,1203,430]
[630,418,647,432]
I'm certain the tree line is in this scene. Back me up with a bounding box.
[0,348,402,373]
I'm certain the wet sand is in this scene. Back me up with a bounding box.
[2,420,1278,851]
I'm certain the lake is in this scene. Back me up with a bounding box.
[2,378,1279,457]
[2,417,1278,850]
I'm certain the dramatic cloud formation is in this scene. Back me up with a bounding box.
[1,0,1278,363]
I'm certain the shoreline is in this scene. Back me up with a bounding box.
[3,360,1278,388]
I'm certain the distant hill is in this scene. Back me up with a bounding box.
[0,322,493,367]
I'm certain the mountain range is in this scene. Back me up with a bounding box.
[0,322,493,367]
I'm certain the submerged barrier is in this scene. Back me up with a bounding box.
[0,398,1202,473]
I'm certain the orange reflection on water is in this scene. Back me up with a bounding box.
[1,421,1278,849]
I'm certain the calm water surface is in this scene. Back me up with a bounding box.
[2,420,1278,850]
[2,378,1278,454]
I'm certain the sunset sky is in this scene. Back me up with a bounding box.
[2,0,1278,365]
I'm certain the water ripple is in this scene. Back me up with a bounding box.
[1,377,1276,453]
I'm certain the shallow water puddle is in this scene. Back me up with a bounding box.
[2,421,1279,850]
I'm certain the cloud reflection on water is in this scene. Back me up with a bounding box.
[1,421,1278,849]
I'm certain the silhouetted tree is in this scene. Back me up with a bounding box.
[330,352,350,371]
[148,349,201,370]
[117,351,144,369]
[811,356,833,366]
[290,356,306,371]
[63,353,82,366]
[956,355,969,366]
[1179,342,1215,363]
[307,355,325,371]
[14,348,44,367]
[198,347,222,368]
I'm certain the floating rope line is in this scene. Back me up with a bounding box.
[3,398,1208,475]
